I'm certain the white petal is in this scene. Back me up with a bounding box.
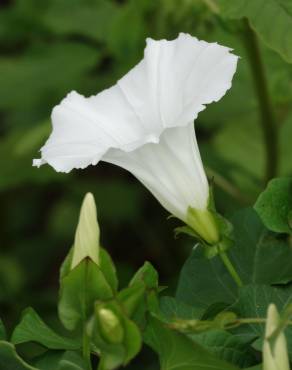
[103,123,208,221]
[34,33,238,172]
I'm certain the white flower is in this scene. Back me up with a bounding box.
[34,33,238,243]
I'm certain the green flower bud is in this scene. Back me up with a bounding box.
[71,193,100,269]
[263,304,290,370]
[97,307,124,344]
[186,207,219,244]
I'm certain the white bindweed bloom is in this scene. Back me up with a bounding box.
[34,33,238,244]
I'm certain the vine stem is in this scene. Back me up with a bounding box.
[241,19,278,182]
[83,326,92,370]
[219,251,243,287]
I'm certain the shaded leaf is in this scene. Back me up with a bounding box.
[193,330,256,368]
[58,259,114,331]
[218,0,292,63]
[231,284,292,358]
[34,350,88,370]
[11,307,80,350]
[254,177,292,233]
[0,341,38,370]
[0,319,6,340]
[145,317,239,370]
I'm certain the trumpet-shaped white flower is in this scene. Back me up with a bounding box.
[33,33,238,243]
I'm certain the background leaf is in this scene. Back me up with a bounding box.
[218,0,292,63]
[254,177,292,233]
[11,307,80,350]
[144,317,239,370]
[0,341,38,370]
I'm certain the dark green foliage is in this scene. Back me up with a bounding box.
[1,0,292,369]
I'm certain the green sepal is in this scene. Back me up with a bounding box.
[176,186,234,258]
[58,258,114,331]
[129,261,158,290]
[129,262,161,318]
[117,281,146,318]
[60,247,118,293]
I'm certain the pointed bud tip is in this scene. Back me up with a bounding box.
[71,192,100,269]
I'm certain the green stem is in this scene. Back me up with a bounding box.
[219,251,243,287]
[241,19,278,182]
[83,326,92,370]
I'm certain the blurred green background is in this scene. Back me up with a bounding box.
[0,0,292,368]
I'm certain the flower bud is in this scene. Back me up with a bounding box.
[97,307,124,344]
[263,304,290,370]
[71,193,100,269]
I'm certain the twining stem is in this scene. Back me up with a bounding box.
[219,251,243,287]
[241,19,278,183]
[83,326,92,370]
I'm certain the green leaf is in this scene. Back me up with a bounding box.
[218,0,292,63]
[176,208,292,312]
[144,317,239,370]
[129,261,158,289]
[34,350,88,370]
[254,177,292,233]
[227,208,292,285]
[0,319,6,340]
[211,113,264,197]
[129,261,160,316]
[58,351,89,370]
[33,352,63,370]
[58,259,114,331]
[176,245,238,310]
[253,233,292,284]
[231,284,292,358]
[99,248,119,293]
[43,0,118,42]
[0,341,38,370]
[0,42,100,112]
[11,307,80,350]
[193,330,256,368]
[160,296,202,321]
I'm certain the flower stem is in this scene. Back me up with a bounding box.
[219,251,243,287]
[241,19,278,182]
[83,326,92,370]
